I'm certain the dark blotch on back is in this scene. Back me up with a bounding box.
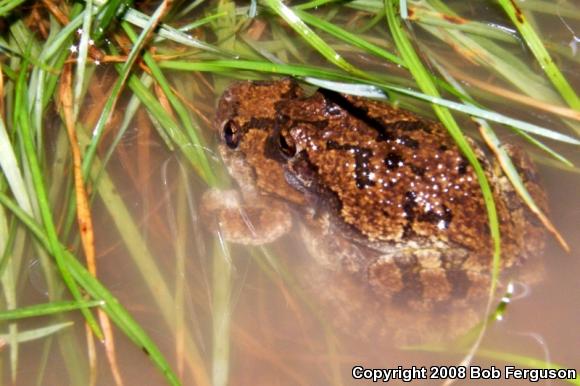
[403,191,417,221]
[319,89,397,143]
[392,254,423,306]
[377,130,395,142]
[354,148,375,189]
[399,135,419,149]
[457,157,469,175]
[326,140,342,150]
[384,152,403,170]
[410,164,426,176]
[418,205,453,228]
[325,140,375,189]
[445,269,471,299]
[392,120,431,133]
[402,223,414,239]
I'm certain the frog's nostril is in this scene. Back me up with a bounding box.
[223,120,240,149]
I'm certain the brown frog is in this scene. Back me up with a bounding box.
[201,79,546,335]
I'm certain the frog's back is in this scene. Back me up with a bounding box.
[214,79,547,272]
[278,91,492,253]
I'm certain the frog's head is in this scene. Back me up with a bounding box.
[214,79,302,150]
[214,79,307,205]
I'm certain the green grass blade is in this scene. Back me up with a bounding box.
[515,129,573,166]
[175,12,227,34]
[81,0,169,180]
[73,2,95,119]
[303,77,388,98]
[77,125,209,385]
[96,73,174,177]
[521,0,580,21]
[384,85,580,145]
[0,322,74,344]
[0,205,19,382]
[406,343,580,386]
[0,0,27,17]
[430,58,574,166]
[384,0,501,331]
[158,59,580,146]
[93,0,134,41]
[122,22,218,186]
[294,9,404,66]
[0,192,182,386]
[416,12,559,103]
[43,12,85,61]
[410,7,519,43]
[497,0,580,110]
[15,64,103,340]
[9,20,42,61]
[124,73,179,148]
[0,300,103,321]
[478,119,569,249]
[293,0,340,11]
[120,6,231,55]
[261,0,368,78]
[211,238,232,386]
[0,115,34,214]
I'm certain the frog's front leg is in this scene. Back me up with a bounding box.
[200,188,292,245]
[367,249,492,311]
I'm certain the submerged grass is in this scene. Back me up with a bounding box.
[497,0,580,110]
[406,341,580,386]
[0,0,578,385]
[0,300,103,321]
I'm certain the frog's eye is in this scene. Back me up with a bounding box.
[279,133,296,158]
[222,120,240,149]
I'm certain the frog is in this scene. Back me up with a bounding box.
[201,79,547,337]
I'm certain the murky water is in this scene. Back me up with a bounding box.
[5,1,580,385]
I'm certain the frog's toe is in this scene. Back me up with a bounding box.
[200,188,292,245]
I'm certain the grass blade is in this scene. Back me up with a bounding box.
[73,1,95,119]
[261,0,368,78]
[0,192,182,386]
[385,0,500,365]
[211,238,232,386]
[0,0,27,17]
[294,9,403,66]
[406,343,580,386]
[81,0,170,179]
[15,63,103,340]
[122,22,218,186]
[478,122,569,250]
[158,59,580,146]
[432,59,572,249]
[119,6,231,55]
[497,0,580,110]
[0,115,33,214]
[0,322,74,344]
[0,300,103,321]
